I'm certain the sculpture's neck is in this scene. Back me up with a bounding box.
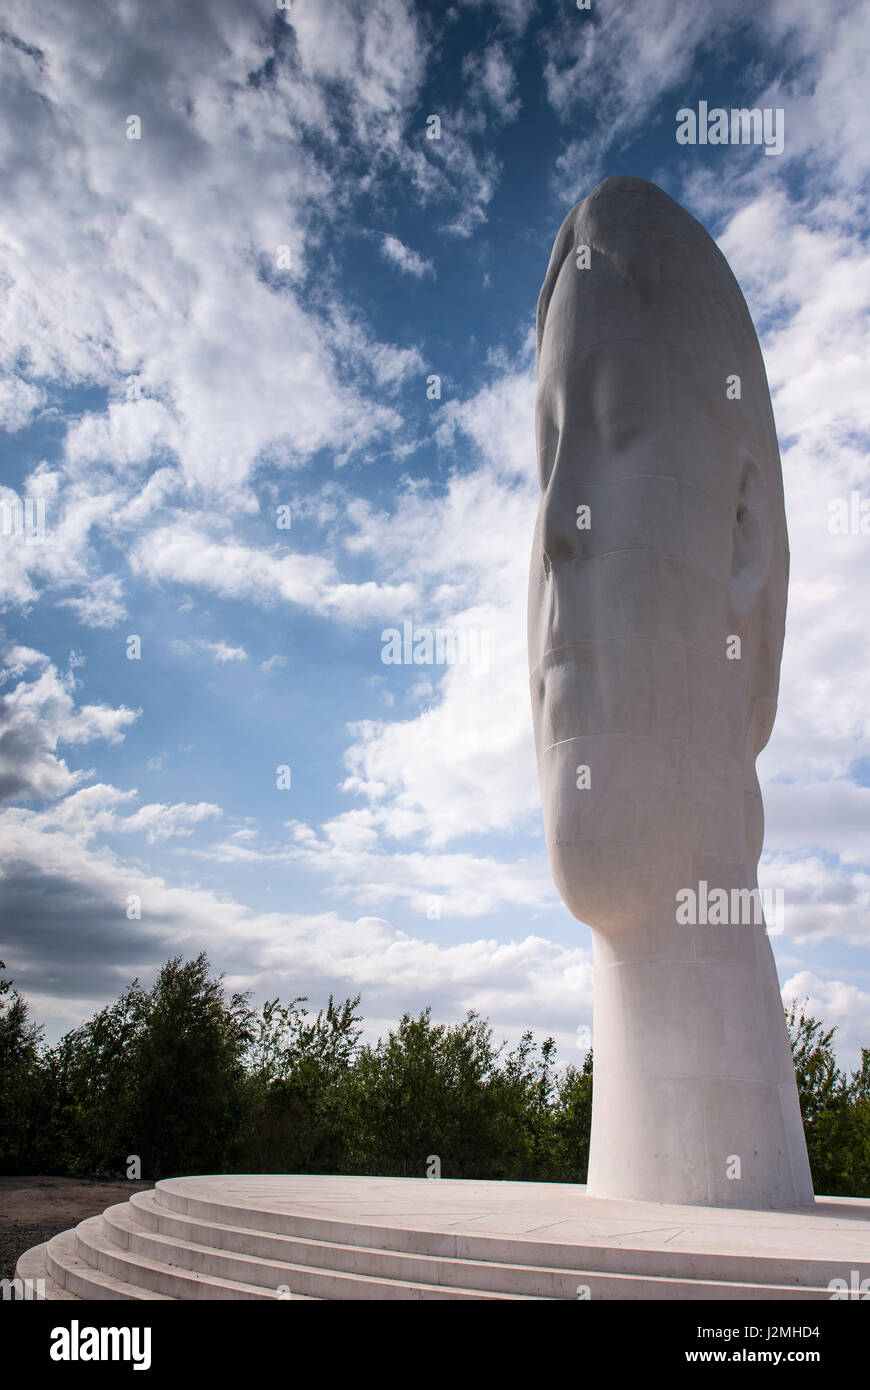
[586,912,814,1209]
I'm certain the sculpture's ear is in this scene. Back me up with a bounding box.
[729,450,771,631]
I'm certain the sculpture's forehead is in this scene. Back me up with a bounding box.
[537,248,779,465]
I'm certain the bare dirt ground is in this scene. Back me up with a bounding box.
[0,1175,152,1283]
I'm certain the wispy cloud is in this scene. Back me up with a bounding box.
[380,234,435,279]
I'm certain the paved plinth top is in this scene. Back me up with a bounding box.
[160,1175,870,1265]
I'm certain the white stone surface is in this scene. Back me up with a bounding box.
[529,176,814,1208]
[17,1176,870,1300]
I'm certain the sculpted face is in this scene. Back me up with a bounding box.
[528,177,788,942]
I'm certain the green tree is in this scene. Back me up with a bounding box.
[44,977,150,1173]
[4,957,870,1199]
[128,953,253,1178]
[234,993,363,1173]
[38,953,253,1178]
[552,1049,594,1182]
[489,1030,561,1179]
[342,1008,509,1178]
[786,999,864,1196]
[0,961,46,1172]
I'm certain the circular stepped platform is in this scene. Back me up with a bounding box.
[16,1175,870,1300]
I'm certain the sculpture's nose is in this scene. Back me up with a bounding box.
[540,483,582,576]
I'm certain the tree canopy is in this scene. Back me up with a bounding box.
[0,957,866,1196]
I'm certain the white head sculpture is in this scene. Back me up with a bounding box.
[529,177,814,1208]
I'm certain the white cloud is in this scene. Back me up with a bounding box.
[543,1,870,206]
[0,784,590,1045]
[121,800,222,843]
[171,637,248,664]
[0,375,45,431]
[0,0,489,627]
[717,192,870,455]
[133,520,419,621]
[0,651,139,803]
[0,645,48,681]
[457,0,538,36]
[0,477,129,612]
[760,852,870,947]
[57,574,128,628]
[781,970,870,1072]
[544,0,733,196]
[380,234,435,279]
[756,0,870,190]
[461,42,521,122]
[31,783,221,845]
[321,354,541,847]
[206,809,557,917]
[699,185,870,967]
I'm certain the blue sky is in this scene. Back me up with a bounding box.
[1,0,869,1066]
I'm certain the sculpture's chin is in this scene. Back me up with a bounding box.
[547,835,696,937]
[548,842,610,928]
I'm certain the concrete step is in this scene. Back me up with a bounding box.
[18,1176,870,1300]
[97,1202,539,1300]
[152,1177,847,1293]
[72,1214,295,1300]
[126,1189,832,1300]
[45,1228,172,1301]
[13,1241,76,1300]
